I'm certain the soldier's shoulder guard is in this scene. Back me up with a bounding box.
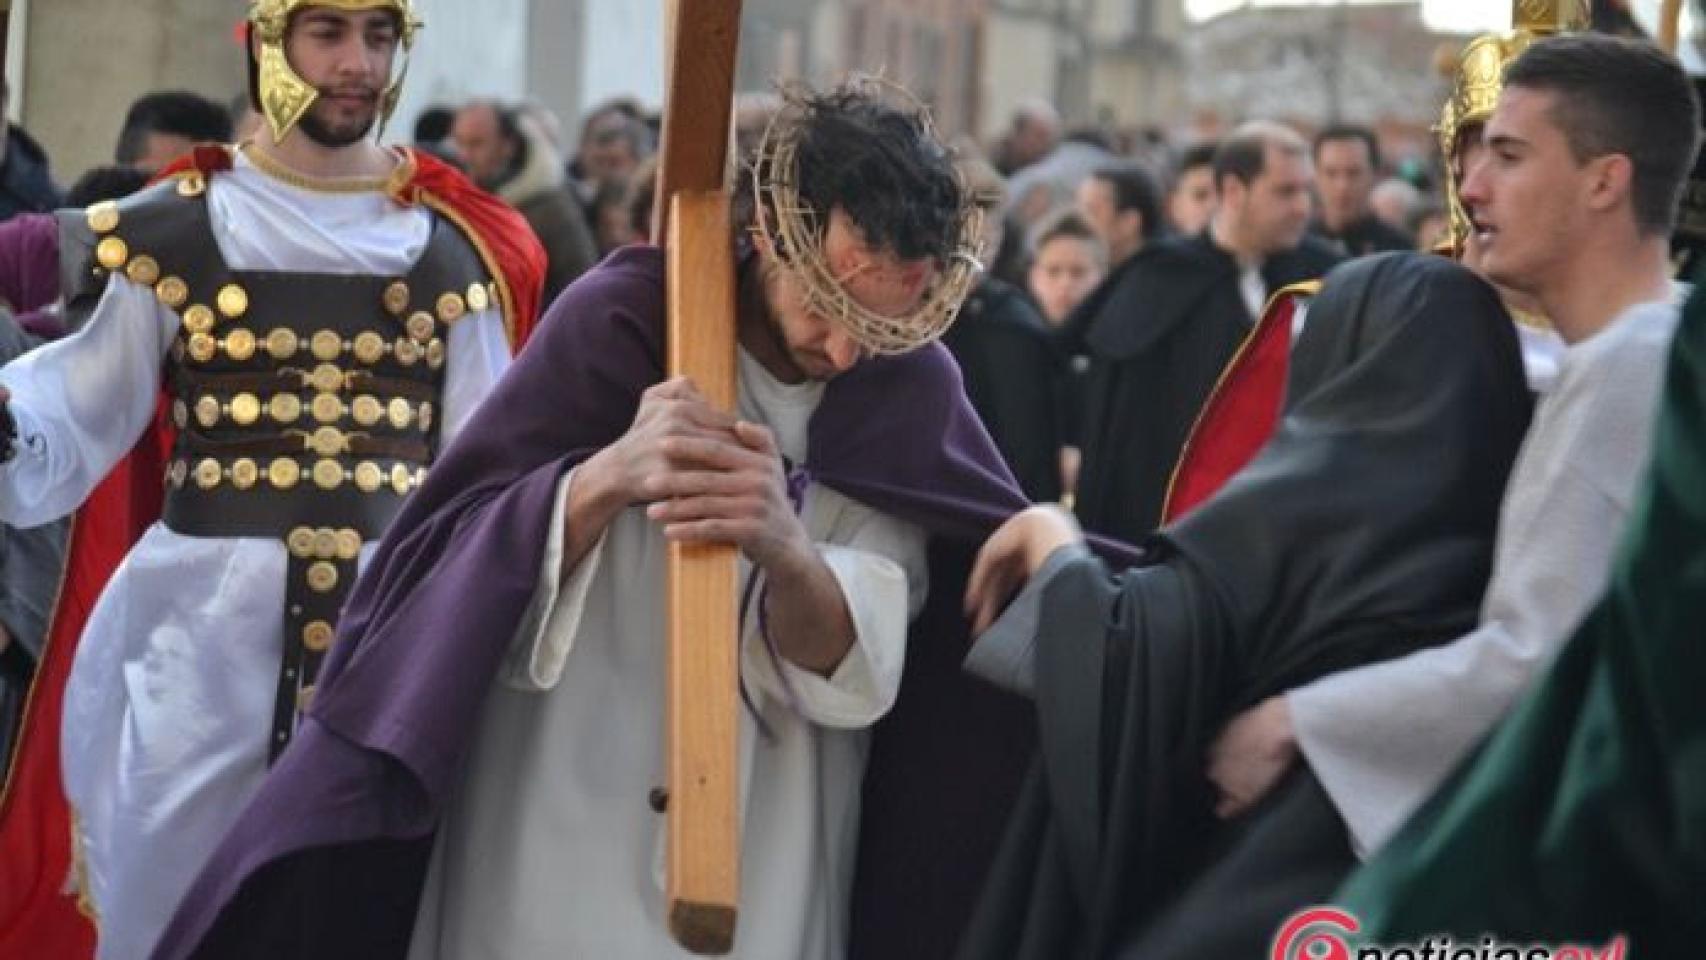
[58,170,221,331]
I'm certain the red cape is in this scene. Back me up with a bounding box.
[0,144,543,957]
[1161,281,1319,525]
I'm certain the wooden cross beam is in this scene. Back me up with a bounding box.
[654,0,743,954]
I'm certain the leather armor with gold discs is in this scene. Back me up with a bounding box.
[65,169,497,760]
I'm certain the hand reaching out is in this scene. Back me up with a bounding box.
[963,505,1082,635]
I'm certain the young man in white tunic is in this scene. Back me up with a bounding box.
[1205,34,1699,858]
[0,3,538,956]
[403,88,996,960]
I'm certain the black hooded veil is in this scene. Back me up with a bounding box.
[956,253,1535,959]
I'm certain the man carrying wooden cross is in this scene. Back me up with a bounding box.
[149,79,1032,960]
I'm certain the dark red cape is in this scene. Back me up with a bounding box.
[0,144,543,958]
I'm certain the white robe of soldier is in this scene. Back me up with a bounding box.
[0,150,513,960]
[407,348,928,960]
[1288,296,1680,858]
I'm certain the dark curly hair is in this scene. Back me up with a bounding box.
[739,81,965,265]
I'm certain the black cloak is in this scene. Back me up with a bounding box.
[942,277,1066,503]
[957,253,1534,959]
[1309,214,1413,258]
[1070,232,1340,545]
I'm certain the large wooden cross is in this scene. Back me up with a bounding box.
[652,0,744,954]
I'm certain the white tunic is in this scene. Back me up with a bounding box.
[1515,321,1567,395]
[1289,297,1680,858]
[408,349,928,960]
[0,151,513,960]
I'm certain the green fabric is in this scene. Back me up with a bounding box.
[1337,285,1706,955]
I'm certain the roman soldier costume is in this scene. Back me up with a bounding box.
[0,3,544,956]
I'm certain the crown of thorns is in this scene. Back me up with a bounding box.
[748,78,985,355]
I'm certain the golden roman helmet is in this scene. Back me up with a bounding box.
[248,0,423,142]
[1435,0,1592,255]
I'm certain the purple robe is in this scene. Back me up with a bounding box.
[154,246,1132,958]
[0,212,67,339]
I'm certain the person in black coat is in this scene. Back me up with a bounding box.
[1055,162,1166,502]
[1067,123,1340,545]
[958,253,1533,960]
[944,277,1064,504]
[0,82,61,222]
[942,159,1069,504]
[1309,125,1413,256]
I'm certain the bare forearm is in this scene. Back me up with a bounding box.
[761,542,856,677]
[559,450,630,584]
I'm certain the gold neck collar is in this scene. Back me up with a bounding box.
[1508,305,1554,332]
[238,141,414,196]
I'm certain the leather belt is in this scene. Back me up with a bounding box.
[174,429,430,462]
[173,367,438,403]
[162,477,410,541]
[162,479,410,761]
[275,540,357,763]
